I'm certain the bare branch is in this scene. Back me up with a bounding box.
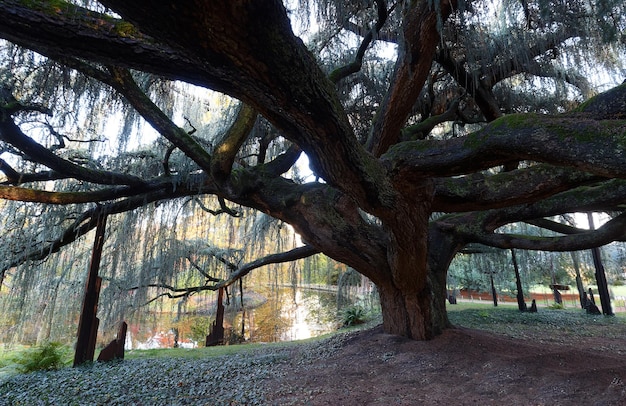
[192,197,240,217]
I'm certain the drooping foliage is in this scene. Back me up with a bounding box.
[0,0,625,342]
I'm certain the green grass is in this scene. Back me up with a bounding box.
[447,302,626,343]
[3,304,625,378]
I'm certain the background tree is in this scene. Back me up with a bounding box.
[0,0,625,341]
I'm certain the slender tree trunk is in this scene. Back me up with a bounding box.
[570,251,586,309]
[511,249,527,311]
[490,274,498,307]
[587,213,614,315]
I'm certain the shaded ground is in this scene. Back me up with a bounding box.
[266,323,626,405]
[3,307,626,405]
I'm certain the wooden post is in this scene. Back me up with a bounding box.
[205,287,225,346]
[97,321,127,362]
[74,213,107,367]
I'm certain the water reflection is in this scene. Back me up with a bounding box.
[127,286,340,349]
[244,287,338,342]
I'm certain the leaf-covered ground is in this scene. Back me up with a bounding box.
[2,305,626,405]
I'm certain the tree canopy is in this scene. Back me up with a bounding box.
[0,0,625,340]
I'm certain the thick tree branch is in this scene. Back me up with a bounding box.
[368,0,457,156]
[383,114,626,180]
[432,165,600,212]
[0,184,159,204]
[210,104,257,184]
[463,212,626,251]
[0,1,207,90]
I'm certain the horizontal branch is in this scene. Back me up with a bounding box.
[433,165,600,212]
[465,212,626,251]
[0,184,160,204]
[214,245,320,289]
[384,114,626,180]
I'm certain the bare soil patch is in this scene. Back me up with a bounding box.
[266,325,626,405]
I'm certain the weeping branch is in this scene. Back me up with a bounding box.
[107,67,214,173]
[48,58,216,175]
[193,197,240,217]
[126,245,321,304]
[0,179,219,277]
[329,0,388,84]
[0,95,147,187]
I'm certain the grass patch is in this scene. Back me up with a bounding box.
[448,303,626,343]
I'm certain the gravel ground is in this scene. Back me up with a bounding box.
[0,333,350,406]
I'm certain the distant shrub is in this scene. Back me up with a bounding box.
[341,306,366,327]
[547,303,565,310]
[14,341,71,373]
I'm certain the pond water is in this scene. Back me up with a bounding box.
[126,286,343,349]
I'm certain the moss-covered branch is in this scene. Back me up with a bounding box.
[463,212,626,251]
[432,165,600,212]
[210,104,257,184]
[384,113,626,180]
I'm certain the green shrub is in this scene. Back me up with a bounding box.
[547,302,565,310]
[14,341,71,373]
[341,306,366,327]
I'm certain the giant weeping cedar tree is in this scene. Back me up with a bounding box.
[0,0,626,340]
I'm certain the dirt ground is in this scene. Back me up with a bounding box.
[265,326,626,405]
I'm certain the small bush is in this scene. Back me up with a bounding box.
[341,306,366,327]
[547,302,565,310]
[14,341,71,373]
